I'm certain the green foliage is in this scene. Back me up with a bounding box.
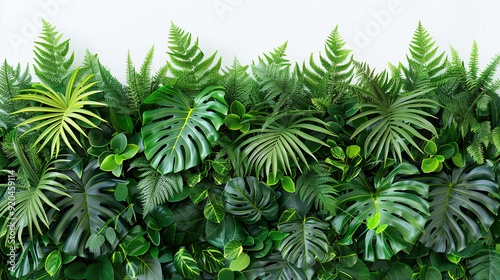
[47,160,127,257]
[350,61,439,163]
[129,157,185,215]
[332,163,430,261]
[278,214,330,269]
[0,60,32,130]
[3,21,500,280]
[295,162,337,215]
[419,164,499,254]
[12,68,106,158]
[165,23,221,94]
[142,84,228,174]
[33,20,75,88]
[303,25,354,103]
[0,142,69,243]
[223,177,279,224]
[238,116,332,179]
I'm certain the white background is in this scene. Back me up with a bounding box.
[1,0,500,82]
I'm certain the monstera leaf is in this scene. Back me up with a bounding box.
[278,216,330,269]
[467,247,500,280]
[141,85,228,174]
[419,164,500,253]
[223,177,279,224]
[48,160,128,257]
[332,163,430,261]
[243,252,306,280]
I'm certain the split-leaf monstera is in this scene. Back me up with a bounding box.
[142,85,228,174]
[419,164,500,254]
[223,177,279,224]
[332,163,430,261]
[47,160,128,257]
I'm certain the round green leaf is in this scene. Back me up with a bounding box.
[100,154,118,171]
[110,133,127,154]
[89,129,111,148]
[437,143,457,159]
[114,183,128,202]
[45,250,62,276]
[126,236,151,256]
[452,151,466,168]
[424,266,441,280]
[424,140,438,155]
[376,223,388,234]
[346,145,361,159]
[446,254,461,264]
[225,114,243,130]
[224,240,243,260]
[64,262,87,279]
[218,268,235,280]
[422,157,439,173]
[229,252,250,271]
[367,213,381,230]
[435,155,445,162]
[120,144,140,159]
[281,176,295,193]
[331,146,346,160]
[230,100,246,116]
[86,256,113,280]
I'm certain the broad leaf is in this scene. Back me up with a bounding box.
[332,163,430,261]
[142,85,227,174]
[48,160,128,257]
[174,248,200,279]
[419,164,500,253]
[467,247,500,280]
[224,177,279,224]
[278,216,329,269]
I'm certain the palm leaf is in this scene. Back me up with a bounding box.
[12,68,106,158]
[238,117,333,179]
[0,142,70,243]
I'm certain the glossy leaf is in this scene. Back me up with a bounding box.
[48,160,127,257]
[278,216,329,269]
[332,163,429,261]
[224,177,279,224]
[419,165,500,253]
[142,85,227,174]
[12,68,106,157]
[174,248,200,278]
[44,250,62,276]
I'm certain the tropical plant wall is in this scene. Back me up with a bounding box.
[1,20,500,280]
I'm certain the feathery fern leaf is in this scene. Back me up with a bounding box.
[0,60,32,130]
[219,57,256,106]
[33,20,74,89]
[403,21,447,91]
[166,23,221,95]
[303,25,354,102]
[129,158,185,215]
[295,163,337,215]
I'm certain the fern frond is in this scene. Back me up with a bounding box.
[468,40,479,80]
[166,23,221,95]
[296,163,337,215]
[404,21,447,91]
[303,25,354,101]
[0,60,32,130]
[129,157,185,215]
[33,20,74,88]
[219,57,256,105]
[259,42,290,67]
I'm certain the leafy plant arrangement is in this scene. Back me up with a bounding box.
[1,20,500,280]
